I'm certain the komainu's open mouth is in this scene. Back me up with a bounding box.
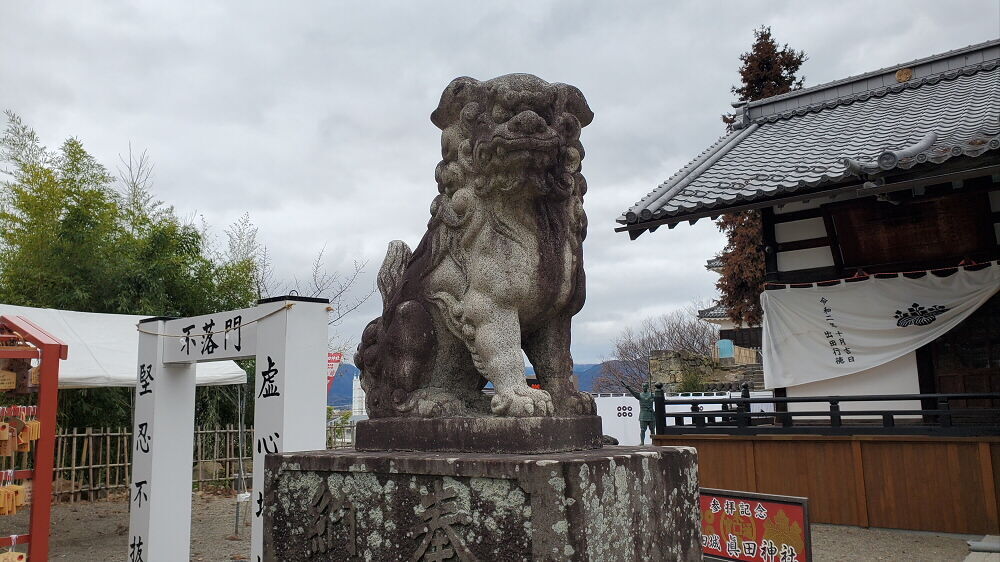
[486,131,561,165]
[491,133,559,152]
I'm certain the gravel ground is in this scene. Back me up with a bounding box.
[812,523,973,561]
[0,497,978,561]
[0,491,253,561]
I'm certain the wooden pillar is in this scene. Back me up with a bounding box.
[979,442,999,534]
[850,439,869,528]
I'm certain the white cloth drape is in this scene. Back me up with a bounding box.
[761,262,1000,389]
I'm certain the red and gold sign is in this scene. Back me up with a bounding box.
[326,352,343,392]
[700,488,810,562]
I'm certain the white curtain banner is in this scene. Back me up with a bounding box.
[761,262,1000,389]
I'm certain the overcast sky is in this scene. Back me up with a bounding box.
[2,2,998,363]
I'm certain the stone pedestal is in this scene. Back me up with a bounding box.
[355,416,604,454]
[263,446,700,561]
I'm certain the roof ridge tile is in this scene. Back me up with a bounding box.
[745,38,1000,109]
[752,60,997,125]
[618,48,1000,234]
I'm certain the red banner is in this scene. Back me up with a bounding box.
[700,488,810,562]
[326,352,343,391]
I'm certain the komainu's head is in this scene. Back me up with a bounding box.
[431,74,593,201]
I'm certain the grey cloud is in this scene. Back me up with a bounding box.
[1,0,996,362]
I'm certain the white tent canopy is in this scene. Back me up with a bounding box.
[0,304,247,388]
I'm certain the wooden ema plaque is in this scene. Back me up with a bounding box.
[0,372,14,391]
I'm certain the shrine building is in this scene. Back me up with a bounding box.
[617,39,1000,417]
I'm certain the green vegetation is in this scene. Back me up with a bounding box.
[326,408,353,446]
[0,111,263,428]
[675,370,707,394]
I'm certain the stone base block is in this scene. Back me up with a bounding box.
[355,415,604,454]
[263,446,700,561]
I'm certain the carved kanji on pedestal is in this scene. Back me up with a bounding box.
[409,481,477,561]
[306,484,357,558]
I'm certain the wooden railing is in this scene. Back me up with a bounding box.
[651,383,1000,436]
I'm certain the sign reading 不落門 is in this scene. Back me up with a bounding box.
[160,304,269,364]
[700,488,810,562]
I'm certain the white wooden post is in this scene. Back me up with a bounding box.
[128,319,198,562]
[251,297,329,562]
[127,296,329,562]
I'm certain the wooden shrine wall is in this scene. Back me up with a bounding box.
[654,434,1000,534]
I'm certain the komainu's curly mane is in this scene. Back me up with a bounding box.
[356,74,595,419]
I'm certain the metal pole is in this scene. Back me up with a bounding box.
[937,397,952,428]
[737,382,750,428]
[234,384,244,535]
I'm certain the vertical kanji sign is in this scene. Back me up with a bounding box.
[128,296,329,562]
[250,297,329,562]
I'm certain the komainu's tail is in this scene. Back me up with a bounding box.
[376,240,411,312]
[356,240,416,417]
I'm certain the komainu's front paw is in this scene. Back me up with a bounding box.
[398,387,470,418]
[559,390,596,416]
[492,386,554,417]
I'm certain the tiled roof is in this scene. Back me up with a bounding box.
[619,39,1000,236]
[697,303,729,320]
[705,257,723,270]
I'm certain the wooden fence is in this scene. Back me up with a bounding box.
[733,345,759,365]
[654,433,1000,534]
[711,344,760,365]
[0,424,355,503]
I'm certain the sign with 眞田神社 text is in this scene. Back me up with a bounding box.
[700,488,810,562]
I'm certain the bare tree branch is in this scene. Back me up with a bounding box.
[282,246,374,327]
[116,142,167,234]
[593,304,718,393]
[279,246,374,356]
[254,245,275,300]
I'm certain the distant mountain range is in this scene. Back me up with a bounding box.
[327,363,360,407]
[525,363,606,393]
[328,362,612,407]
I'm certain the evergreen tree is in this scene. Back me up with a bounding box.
[715,27,806,326]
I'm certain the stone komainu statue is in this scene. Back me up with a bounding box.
[355,74,596,419]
